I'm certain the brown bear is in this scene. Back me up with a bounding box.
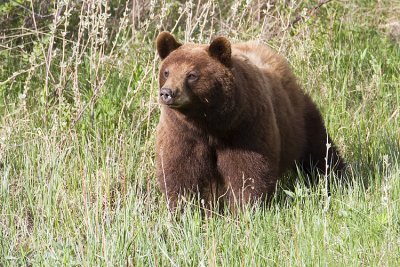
[155,32,345,211]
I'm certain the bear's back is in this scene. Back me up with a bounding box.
[232,41,308,174]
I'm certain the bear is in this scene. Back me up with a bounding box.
[155,31,345,212]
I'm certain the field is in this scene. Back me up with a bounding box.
[0,0,399,265]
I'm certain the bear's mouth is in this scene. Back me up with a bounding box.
[165,102,189,110]
[161,95,191,110]
[166,103,181,108]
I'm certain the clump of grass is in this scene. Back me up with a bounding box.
[0,0,399,265]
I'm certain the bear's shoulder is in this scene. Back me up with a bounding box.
[232,42,293,80]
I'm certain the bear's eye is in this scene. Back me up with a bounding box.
[187,71,199,82]
[163,69,169,78]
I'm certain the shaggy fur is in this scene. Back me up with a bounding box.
[155,32,345,211]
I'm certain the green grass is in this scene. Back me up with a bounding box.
[1,0,399,266]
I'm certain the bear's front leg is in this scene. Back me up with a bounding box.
[156,136,218,212]
[216,148,278,210]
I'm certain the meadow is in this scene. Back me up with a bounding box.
[0,0,399,265]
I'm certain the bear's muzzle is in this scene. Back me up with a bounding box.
[160,87,175,105]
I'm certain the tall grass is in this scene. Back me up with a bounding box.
[0,0,399,265]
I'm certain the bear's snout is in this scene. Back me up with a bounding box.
[160,88,175,105]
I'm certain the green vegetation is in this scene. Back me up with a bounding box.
[0,0,399,265]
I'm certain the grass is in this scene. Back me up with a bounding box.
[0,0,399,266]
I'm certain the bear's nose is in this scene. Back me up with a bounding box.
[160,88,175,105]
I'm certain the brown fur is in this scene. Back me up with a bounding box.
[155,32,345,211]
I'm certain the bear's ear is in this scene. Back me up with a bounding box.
[209,36,231,66]
[156,32,182,60]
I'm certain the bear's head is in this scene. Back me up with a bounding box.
[156,32,236,126]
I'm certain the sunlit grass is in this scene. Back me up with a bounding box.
[0,0,399,265]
